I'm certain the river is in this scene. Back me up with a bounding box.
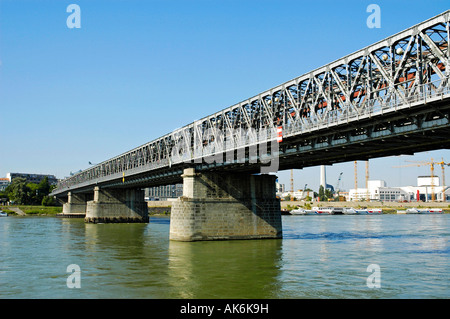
[0,214,449,299]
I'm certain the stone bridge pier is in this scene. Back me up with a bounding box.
[61,187,149,223]
[169,168,282,241]
[85,187,149,223]
[62,192,87,215]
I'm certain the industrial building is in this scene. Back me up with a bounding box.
[349,176,449,202]
[280,163,449,203]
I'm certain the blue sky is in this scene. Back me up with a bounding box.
[1,0,449,192]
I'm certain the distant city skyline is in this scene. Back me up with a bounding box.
[1,1,449,191]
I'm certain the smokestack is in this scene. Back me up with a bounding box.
[320,165,326,189]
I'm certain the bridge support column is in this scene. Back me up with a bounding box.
[170,168,282,241]
[62,192,87,215]
[85,187,149,223]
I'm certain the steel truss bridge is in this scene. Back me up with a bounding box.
[52,11,450,196]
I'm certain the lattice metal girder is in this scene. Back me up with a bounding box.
[52,11,450,195]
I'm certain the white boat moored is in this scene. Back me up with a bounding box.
[311,207,333,215]
[342,208,357,215]
[355,208,383,215]
[399,208,443,214]
[290,208,306,215]
[290,207,333,215]
[405,208,421,214]
[425,208,443,214]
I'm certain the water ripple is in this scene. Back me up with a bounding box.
[283,231,416,241]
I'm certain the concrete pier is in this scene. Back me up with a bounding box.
[85,187,149,223]
[169,168,282,241]
[62,192,87,215]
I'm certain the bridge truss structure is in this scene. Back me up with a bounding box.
[53,11,450,195]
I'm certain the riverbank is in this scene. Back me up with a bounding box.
[146,200,450,215]
[1,205,62,216]
[282,200,450,214]
[3,200,448,217]
[2,204,168,217]
[281,200,450,209]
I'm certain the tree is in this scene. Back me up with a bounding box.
[325,188,333,200]
[318,185,325,202]
[0,189,9,201]
[6,177,31,204]
[38,177,50,195]
[318,186,334,202]
[42,195,55,206]
[28,177,51,205]
[27,182,40,204]
[5,176,54,205]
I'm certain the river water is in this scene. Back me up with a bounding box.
[0,214,449,299]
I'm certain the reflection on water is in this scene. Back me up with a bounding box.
[167,239,282,299]
[0,214,449,298]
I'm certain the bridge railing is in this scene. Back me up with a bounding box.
[282,78,450,138]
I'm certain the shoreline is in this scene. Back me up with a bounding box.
[0,205,62,216]
[2,200,449,217]
[280,200,450,214]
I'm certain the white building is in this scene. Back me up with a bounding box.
[378,187,410,202]
[349,180,409,202]
[417,176,440,187]
[0,178,10,192]
[6,172,58,185]
[349,177,449,202]
[275,182,285,196]
[281,190,312,200]
[400,177,448,202]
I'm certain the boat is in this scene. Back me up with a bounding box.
[342,207,357,215]
[405,208,421,214]
[330,207,358,215]
[407,208,443,214]
[0,210,7,217]
[299,209,331,215]
[355,208,383,215]
[397,208,443,214]
[425,208,443,214]
[290,207,333,215]
[290,206,384,216]
[290,208,306,215]
[311,207,333,215]
[330,207,344,215]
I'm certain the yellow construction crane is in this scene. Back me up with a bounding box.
[366,160,369,201]
[290,169,294,201]
[393,157,449,202]
[436,158,450,202]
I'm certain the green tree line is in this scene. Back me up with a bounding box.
[0,177,56,206]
